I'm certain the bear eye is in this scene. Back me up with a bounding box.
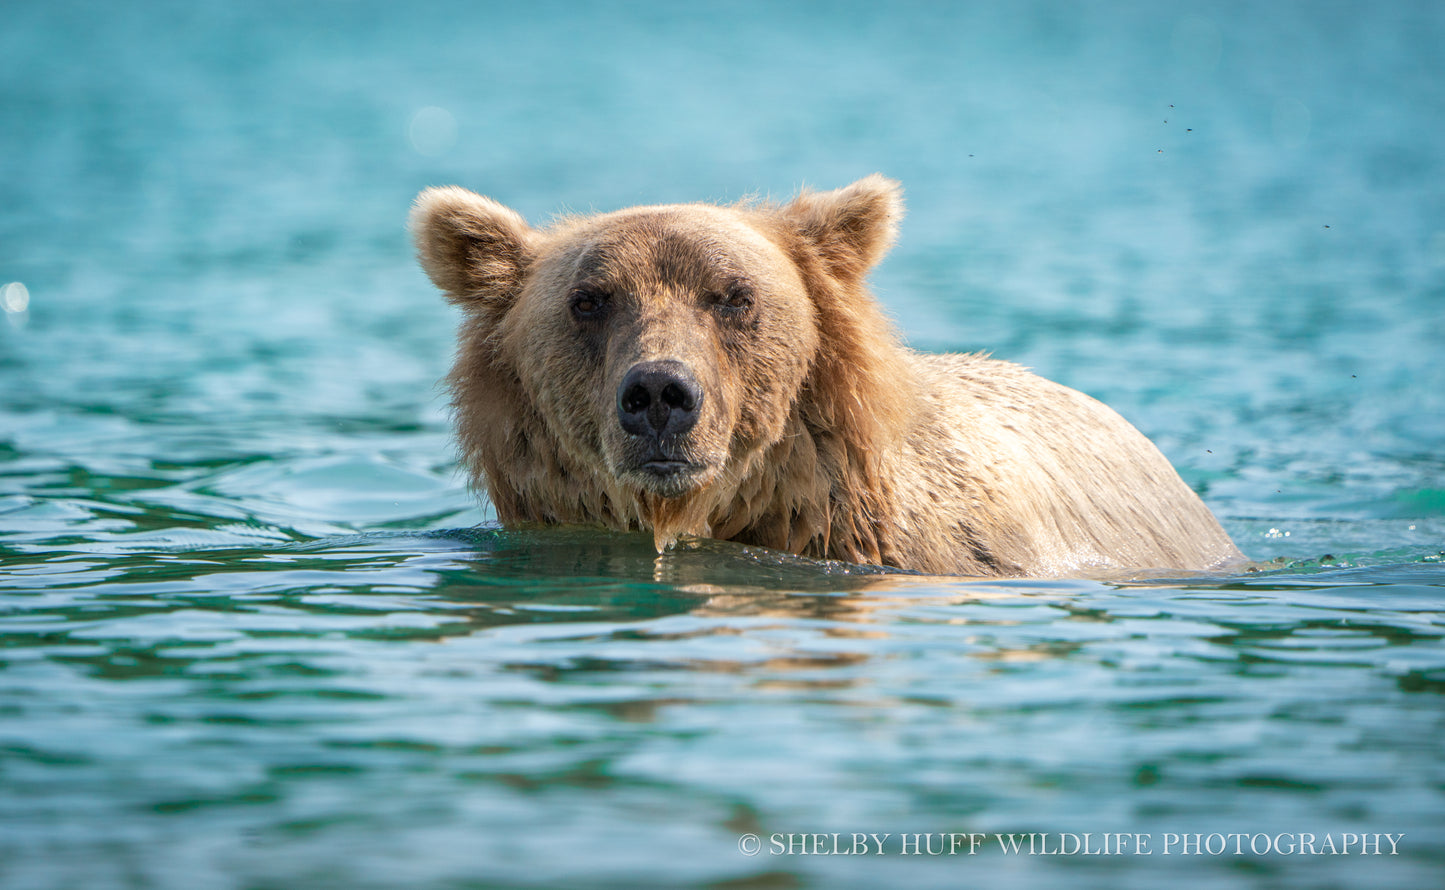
[712,282,755,316]
[569,287,609,321]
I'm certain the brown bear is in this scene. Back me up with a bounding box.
[411,175,1244,577]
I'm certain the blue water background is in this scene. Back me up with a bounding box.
[2,1,1443,888]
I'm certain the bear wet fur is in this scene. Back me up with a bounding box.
[411,175,1243,576]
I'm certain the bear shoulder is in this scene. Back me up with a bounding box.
[880,351,1241,576]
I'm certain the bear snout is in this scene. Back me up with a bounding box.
[616,360,704,441]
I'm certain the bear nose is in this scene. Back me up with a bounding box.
[617,360,703,439]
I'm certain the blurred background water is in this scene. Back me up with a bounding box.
[1,1,1442,888]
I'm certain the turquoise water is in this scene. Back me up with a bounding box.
[2,1,1443,888]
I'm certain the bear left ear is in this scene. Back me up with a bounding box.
[410,186,534,309]
[780,174,904,280]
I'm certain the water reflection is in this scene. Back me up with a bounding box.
[4,526,1443,889]
[8,526,1441,663]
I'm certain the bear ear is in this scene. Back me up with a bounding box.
[780,174,904,280]
[410,186,534,307]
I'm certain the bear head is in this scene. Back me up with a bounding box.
[411,175,910,556]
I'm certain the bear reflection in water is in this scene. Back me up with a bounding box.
[412,176,1243,577]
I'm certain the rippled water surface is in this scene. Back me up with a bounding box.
[3,2,1443,888]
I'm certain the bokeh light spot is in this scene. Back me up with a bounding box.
[1,281,30,314]
[409,106,458,157]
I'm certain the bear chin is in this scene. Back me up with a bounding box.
[621,459,716,500]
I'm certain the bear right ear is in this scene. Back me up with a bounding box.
[410,186,534,308]
[780,174,904,282]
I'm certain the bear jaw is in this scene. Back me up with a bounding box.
[606,412,729,502]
